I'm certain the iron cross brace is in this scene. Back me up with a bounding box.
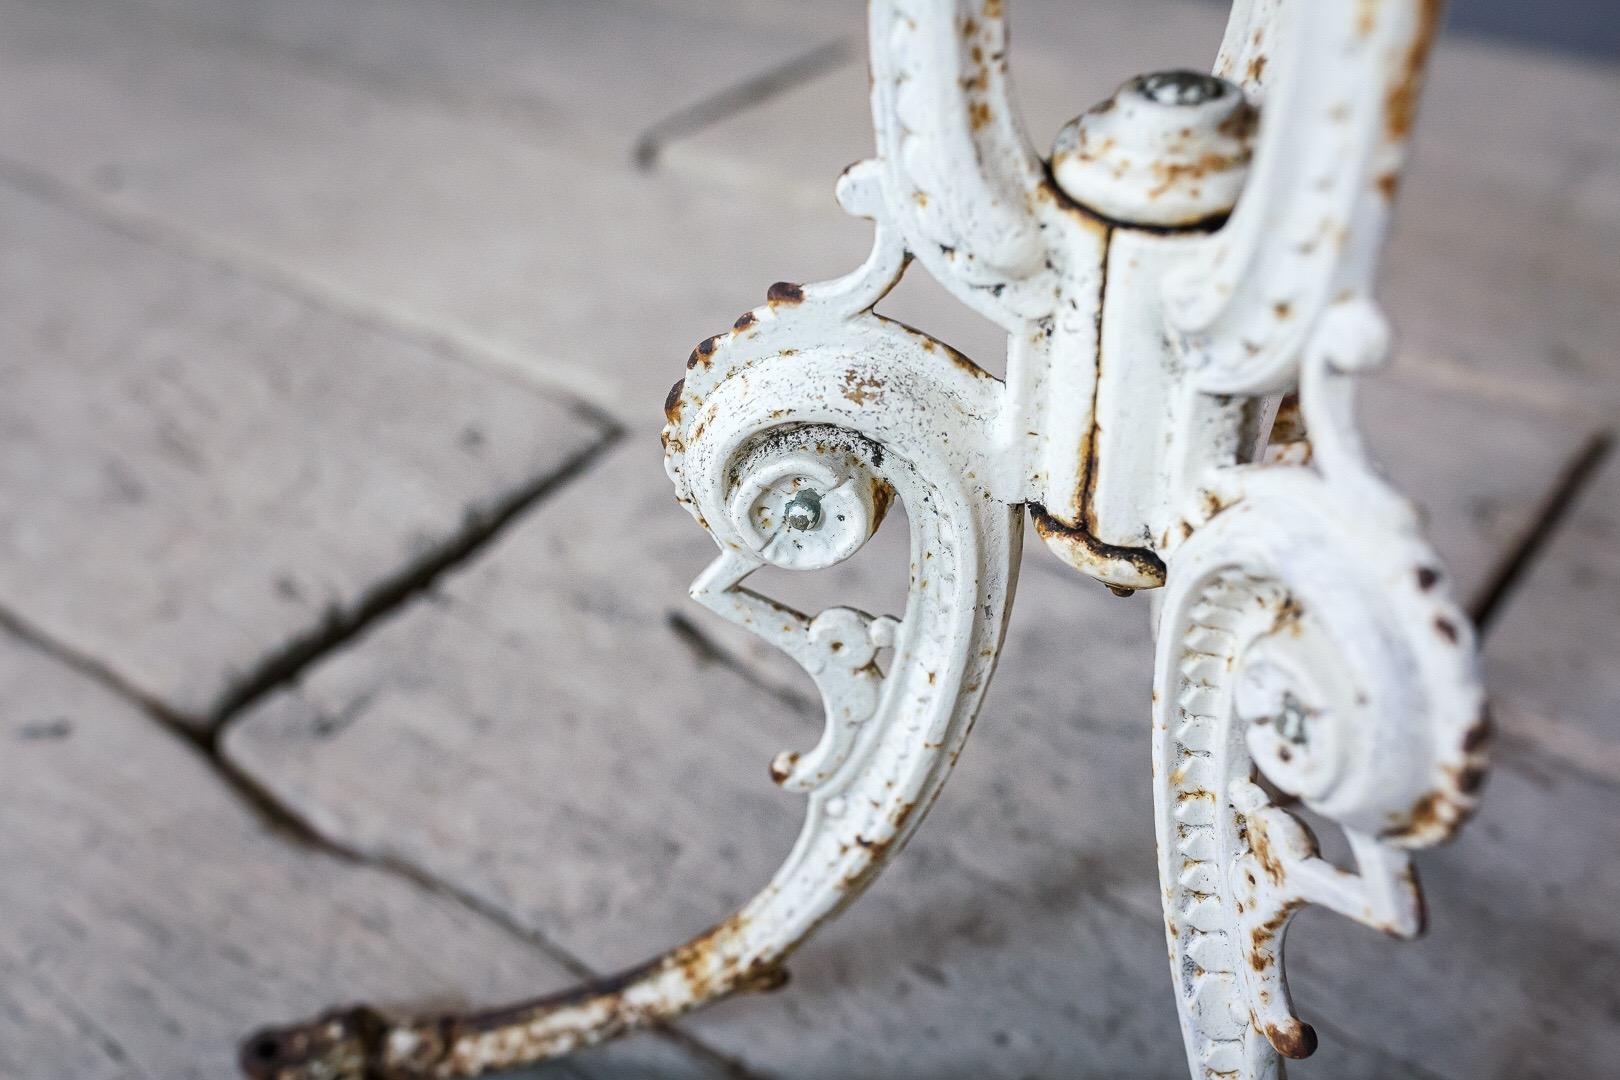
[242,3,1489,1079]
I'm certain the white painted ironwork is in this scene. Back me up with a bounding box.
[243,3,1488,1078]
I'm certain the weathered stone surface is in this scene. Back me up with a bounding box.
[225,363,1600,1077]
[63,0,850,156]
[0,632,718,1080]
[1356,378,1595,613]
[0,174,608,726]
[226,444,810,967]
[1382,40,1620,407]
[1484,454,1620,785]
[1283,741,1620,1080]
[0,0,871,415]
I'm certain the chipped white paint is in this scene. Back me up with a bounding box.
[667,3,1487,1079]
[1051,69,1256,227]
[241,3,1488,1078]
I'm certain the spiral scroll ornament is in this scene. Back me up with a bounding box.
[1152,320,1490,1077]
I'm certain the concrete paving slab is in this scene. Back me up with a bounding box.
[0,173,609,726]
[0,629,719,1080]
[0,0,872,417]
[1282,740,1620,1080]
[225,444,811,968]
[71,0,850,160]
[1485,452,1620,785]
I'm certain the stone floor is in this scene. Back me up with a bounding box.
[2,2,1617,1078]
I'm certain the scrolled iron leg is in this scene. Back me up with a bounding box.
[1151,311,1490,1079]
[242,4,1490,1078]
[241,215,1023,1079]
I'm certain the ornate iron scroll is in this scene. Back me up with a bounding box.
[242,3,1488,1078]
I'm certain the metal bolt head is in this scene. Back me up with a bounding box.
[1276,692,1312,745]
[783,488,823,532]
[1135,69,1230,107]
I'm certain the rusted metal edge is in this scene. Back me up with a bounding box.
[240,917,783,1080]
[1037,170,1233,237]
[1028,501,1167,591]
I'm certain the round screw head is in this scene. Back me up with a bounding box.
[1136,69,1230,107]
[1277,692,1313,746]
[783,488,823,532]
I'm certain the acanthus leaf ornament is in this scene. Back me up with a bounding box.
[241,4,1488,1079]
